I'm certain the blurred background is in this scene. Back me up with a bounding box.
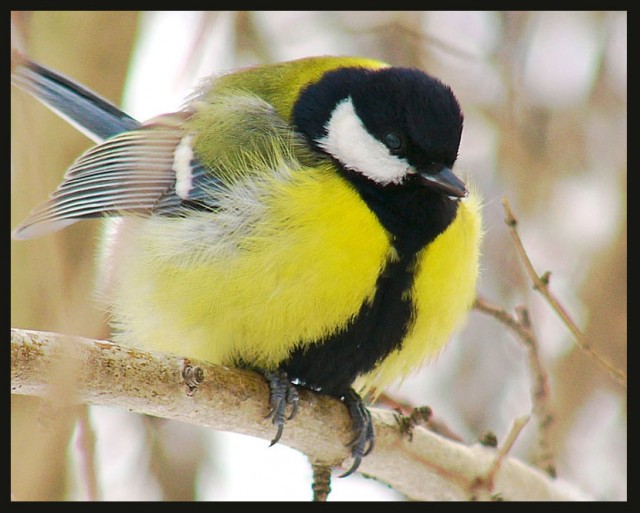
[11,11,626,501]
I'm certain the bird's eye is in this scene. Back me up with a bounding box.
[382,132,404,153]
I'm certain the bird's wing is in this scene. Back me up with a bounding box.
[13,96,303,240]
[12,115,210,239]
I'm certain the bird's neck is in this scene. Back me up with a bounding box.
[340,170,460,256]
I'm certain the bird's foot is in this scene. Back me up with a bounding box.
[340,389,374,477]
[264,370,299,446]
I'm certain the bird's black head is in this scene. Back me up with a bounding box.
[293,65,466,197]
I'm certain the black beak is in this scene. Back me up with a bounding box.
[416,163,467,198]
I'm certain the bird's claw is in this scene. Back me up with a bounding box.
[264,370,299,446]
[340,389,375,477]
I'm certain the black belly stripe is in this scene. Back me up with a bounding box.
[280,248,418,396]
[279,168,459,397]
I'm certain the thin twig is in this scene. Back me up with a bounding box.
[310,463,332,501]
[376,393,464,442]
[469,416,531,501]
[514,306,556,476]
[474,297,556,476]
[501,198,626,387]
[485,416,531,486]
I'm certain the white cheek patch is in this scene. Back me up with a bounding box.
[316,98,411,185]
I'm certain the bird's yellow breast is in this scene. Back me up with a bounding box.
[107,163,393,368]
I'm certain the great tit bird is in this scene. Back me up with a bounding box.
[12,54,482,476]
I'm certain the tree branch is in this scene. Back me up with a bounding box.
[11,328,585,501]
[501,198,626,387]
